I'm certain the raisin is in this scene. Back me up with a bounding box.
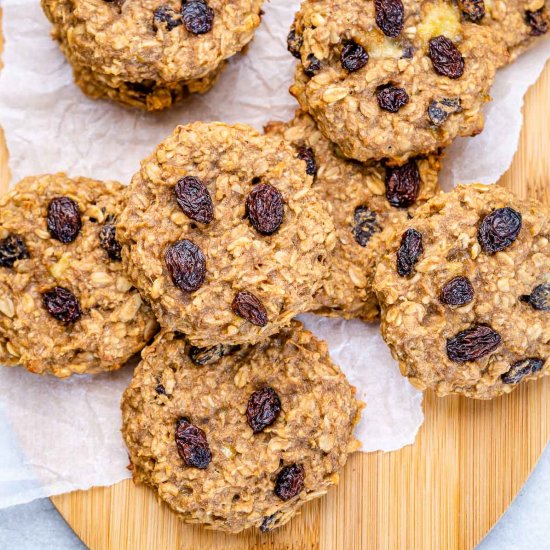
[396,228,423,277]
[352,206,379,247]
[428,97,462,126]
[232,291,268,327]
[153,5,182,31]
[401,44,415,58]
[47,196,82,243]
[519,283,550,311]
[175,176,214,224]
[99,223,122,261]
[274,464,304,501]
[188,343,239,366]
[304,53,321,77]
[155,384,166,395]
[477,207,522,254]
[297,146,317,176]
[428,36,464,79]
[385,160,421,208]
[376,85,409,112]
[340,41,369,72]
[501,358,544,384]
[439,276,474,306]
[260,513,278,533]
[182,0,214,35]
[375,0,404,37]
[0,234,29,267]
[458,0,485,22]
[246,183,284,235]
[165,239,206,292]
[175,417,212,469]
[446,325,501,363]
[526,9,548,36]
[42,286,82,323]
[246,387,281,433]
[287,29,303,59]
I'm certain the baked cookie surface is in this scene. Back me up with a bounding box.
[118,122,335,347]
[289,0,508,163]
[121,322,363,533]
[373,184,549,399]
[265,111,441,321]
[41,0,263,109]
[0,174,158,377]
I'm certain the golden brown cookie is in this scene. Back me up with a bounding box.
[121,321,363,533]
[117,122,336,347]
[265,110,441,321]
[289,0,508,163]
[0,174,158,377]
[373,184,549,399]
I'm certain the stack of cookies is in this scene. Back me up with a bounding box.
[0,0,547,536]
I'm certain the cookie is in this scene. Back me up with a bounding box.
[121,321,363,533]
[265,110,441,321]
[0,174,158,377]
[117,122,335,347]
[41,0,263,110]
[288,0,508,164]
[373,184,549,399]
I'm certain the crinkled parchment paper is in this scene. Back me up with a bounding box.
[0,0,548,509]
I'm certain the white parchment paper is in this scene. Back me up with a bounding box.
[0,0,548,509]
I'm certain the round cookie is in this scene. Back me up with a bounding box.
[373,184,549,399]
[121,321,363,533]
[41,0,263,110]
[117,122,335,347]
[0,174,158,377]
[288,0,508,164]
[265,110,441,321]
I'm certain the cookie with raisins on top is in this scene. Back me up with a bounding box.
[374,184,549,399]
[0,174,157,377]
[121,321,363,533]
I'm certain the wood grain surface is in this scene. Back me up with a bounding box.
[1,33,549,550]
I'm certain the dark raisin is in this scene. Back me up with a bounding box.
[352,206,379,247]
[519,283,550,311]
[175,176,214,224]
[304,53,321,77]
[232,291,268,327]
[0,234,29,267]
[477,207,522,254]
[274,464,304,501]
[385,160,421,208]
[165,239,206,292]
[153,5,182,31]
[260,513,279,533]
[428,97,462,126]
[246,387,281,433]
[42,286,82,323]
[155,384,166,395]
[246,183,284,235]
[396,228,423,276]
[501,358,544,384]
[47,196,82,243]
[401,44,415,58]
[175,417,212,469]
[188,343,239,366]
[99,223,122,261]
[340,41,369,72]
[287,29,303,59]
[297,146,317,176]
[446,325,501,363]
[458,0,485,21]
[374,0,404,37]
[439,276,474,306]
[428,36,465,79]
[376,85,409,112]
[182,0,214,35]
[526,9,548,36]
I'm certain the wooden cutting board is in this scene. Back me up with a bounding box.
[1,29,549,548]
